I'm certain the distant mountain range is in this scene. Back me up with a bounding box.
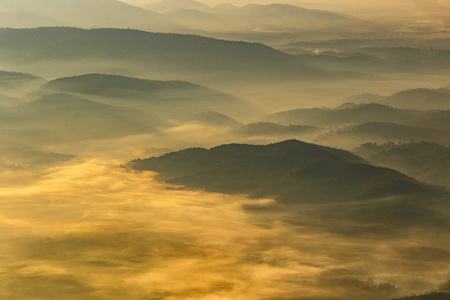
[157,2,367,33]
[0,0,368,34]
[0,0,178,32]
[263,103,450,129]
[0,11,65,28]
[0,27,337,81]
[145,0,210,13]
[318,122,449,146]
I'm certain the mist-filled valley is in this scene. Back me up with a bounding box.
[0,1,449,300]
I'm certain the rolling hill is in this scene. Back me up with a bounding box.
[131,140,442,204]
[41,73,256,120]
[0,27,342,81]
[6,94,161,142]
[348,87,450,110]
[190,111,241,127]
[385,88,450,110]
[0,70,43,88]
[318,122,450,146]
[44,74,235,100]
[263,103,450,129]
[356,141,450,186]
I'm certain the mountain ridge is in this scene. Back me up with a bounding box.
[131,140,443,204]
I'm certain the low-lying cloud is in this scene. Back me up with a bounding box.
[0,159,448,299]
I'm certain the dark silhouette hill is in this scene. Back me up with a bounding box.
[356,141,450,186]
[0,27,342,81]
[131,140,441,204]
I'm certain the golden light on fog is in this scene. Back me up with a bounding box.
[0,159,448,299]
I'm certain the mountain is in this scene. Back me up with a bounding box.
[263,103,450,129]
[165,9,227,31]
[295,53,384,73]
[44,74,234,100]
[346,93,385,103]
[41,73,256,120]
[0,11,65,28]
[232,122,319,137]
[145,0,210,13]
[163,3,369,35]
[131,140,441,204]
[6,94,161,142]
[211,3,361,31]
[0,70,43,88]
[356,141,450,186]
[0,27,330,81]
[319,122,449,146]
[0,0,178,32]
[356,47,450,73]
[385,88,450,110]
[393,293,450,300]
[348,87,450,110]
[191,111,241,127]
